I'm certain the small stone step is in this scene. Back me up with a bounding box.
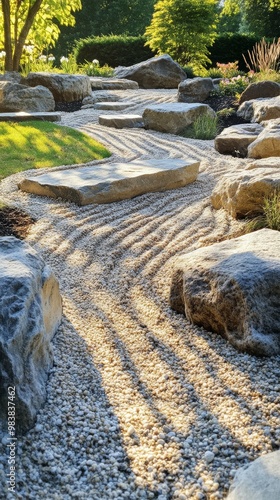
[99,114,144,128]
[19,158,200,206]
[90,77,139,90]
[0,111,61,122]
[94,101,135,110]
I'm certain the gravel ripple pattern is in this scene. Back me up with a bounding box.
[0,89,279,500]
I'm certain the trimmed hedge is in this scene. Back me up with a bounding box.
[74,35,156,68]
[208,34,260,71]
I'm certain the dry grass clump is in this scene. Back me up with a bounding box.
[243,37,280,73]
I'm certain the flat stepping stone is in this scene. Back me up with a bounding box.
[19,158,200,206]
[99,114,144,128]
[90,77,139,90]
[0,111,61,122]
[94,101,134,110]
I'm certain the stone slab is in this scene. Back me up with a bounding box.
[214,123,263,157]
[98,114,144,128]
[94,101,134,110]
[90,77,139,90]
[18,158,200,206]
[0,111,61,122]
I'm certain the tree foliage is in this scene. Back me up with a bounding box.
[219,0,280,37]
[0,0,81,71]
[145,0,219,70]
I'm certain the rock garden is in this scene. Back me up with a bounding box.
[0,52,280,500]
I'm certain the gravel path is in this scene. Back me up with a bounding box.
[0,89,280,500]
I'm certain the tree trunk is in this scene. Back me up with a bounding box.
[12,0,44,71]
[1,0,13,71]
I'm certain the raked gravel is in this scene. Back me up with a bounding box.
[0,89,280,500]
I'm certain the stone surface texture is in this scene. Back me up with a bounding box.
[246,157,280,170]
[214,123,263,157]
[0,81,55,112]
[90,77,139,90]
[0,71,22,83]
[0,236,62,434]
[239,80,280,105]
[227,450,280,500]
[24,72,92,102]
[237,96,280,123]
[248,120,280,158]
[18,158,200,205]
[82,93,121,108]
[211,167,280,218]
[0,111,61,122]
[94,101,134,110]
[178,77,214,103]
[114,55,187,89]
[143,102,216,134]
[98,114,144,129]
[170,229,280,356]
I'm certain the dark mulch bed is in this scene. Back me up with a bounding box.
[0,206,35,239]
[55,100,83,112]
[204,94,248,129]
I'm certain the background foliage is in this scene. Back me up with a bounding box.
[144,0,219,70]
[74,35,155,68]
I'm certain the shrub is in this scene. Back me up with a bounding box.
[181,114,219,140]
[251,70,280,83]
[212,75,250,98]
[79,60,114,77]
[205,67,223,78]
[216,61,241,78]
[181,65,196,78]
[208,34,259,72]
[74,35,155,68]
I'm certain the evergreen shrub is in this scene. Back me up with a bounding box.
[74,35,156,68]
[209,34,259,71]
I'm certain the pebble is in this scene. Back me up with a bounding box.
[0,91,279,500]
[204,451,215,464]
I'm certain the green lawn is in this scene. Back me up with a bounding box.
[0,121,111,180]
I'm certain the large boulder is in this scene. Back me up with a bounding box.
[143,102,216,134]
[211,167,280,218]
[0,237,62,434]
[214,123,263,157]
[24,72,92,102]
[0,81,55,112]
[227,450,280,500]
[169,229,280,356]
[239,80,280,105]
[178,77,214,103]
[237,96,280,123]
[248,120,280,158]
[0,72,21,83]
[114,54,187,89]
